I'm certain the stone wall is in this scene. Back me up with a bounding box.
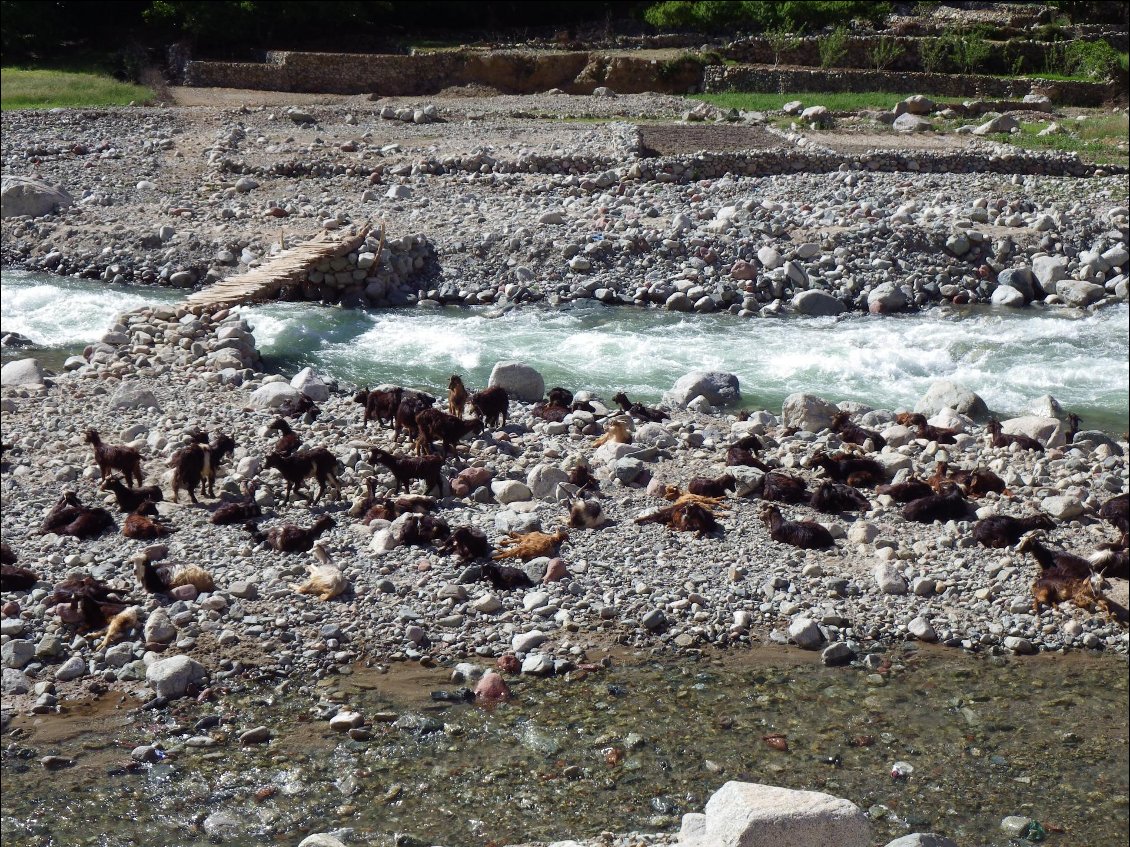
[292,230,437,309]
[184,49,706,95]
[703,65,1117,106]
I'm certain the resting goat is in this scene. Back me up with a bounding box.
[901,483,972,524]
[612,392,667,423]
[688,474,736,498]
[876,478,934,503]
[831,411,886,450]
[493,528,568,561]
[210,481,262,525]
[895,413,959,444]
[264,447,341,504]
[760,472,808,504]
[987,418,1044,452]
[972,514,1055,548]
[759,504,835,550]
[122,501,174,539]
[810,480,870,513]
[135,560,214,594]
[441,526,491,562]
[86,429,143,487]
[101,475,164,513]
[811,451,885,487]
[247,514,336,553]
[40,492,114,539]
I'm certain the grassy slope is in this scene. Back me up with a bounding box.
[1,67,154,110]
[694,90,963,113]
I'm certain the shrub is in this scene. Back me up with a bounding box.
[1064,39,1122,80]
[919,35,949,73]
[766,26,803,67]
[818,25,849,69]
[868,35,904,70]
[643,1,698,29]
[945,26,992,75]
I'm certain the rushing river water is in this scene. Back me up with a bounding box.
[3,269,1128,434]
[1,647,1127,847]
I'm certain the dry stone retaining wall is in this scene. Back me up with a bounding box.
[703,65,1116,106]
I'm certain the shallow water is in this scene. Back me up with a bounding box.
[1,647,1127,847]
[3,269,1129,434]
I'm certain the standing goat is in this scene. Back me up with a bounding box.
[86,429,143,487]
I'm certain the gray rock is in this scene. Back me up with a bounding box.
[1041,495,1083,520]
[1003,636,1036,655]
[821,642,854,665]
[145,655,207,699]
[488,361,544,402]
[665,371,740,408]
[973,114,1019,135]
[110,383,160,411]
[144,609,176,643]
[1056,279,1105,307]
[1001,816,1033,837]
[0,358,45,387]
[202,811,243,840]
[290,366,330,402]
[874,562,908,595]
[901,95,935,114]
[1,176,73,218]
[908,616,938,642]
[1032,255,1068,294]
[526,464,568,500]
[884,835,959,847]
[248,381,303,410]
[1001,415,1063,448]
[892,113,932,133]
[240,726,272,744]
[996,267,1035,301]
[298,835,348,847]
[781,392,838,432]
[990,285,1026,307]
[642,609,668,632]
[512,629,547,652]
[54,655,87,682]
[867,282,908,314]
[792,290,845,316]
[2,668,31,694]
[914,380,988,419]
[2,639,35,669]
[491,479,532,504]
[788,617,825,650]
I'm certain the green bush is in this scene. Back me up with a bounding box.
[766,26,803,67]
[944,26,992,75]
[642,1,701,29]
[641,1,891,33]
[1064,39,1122,80]
[818,25,849,68]
[868,35,904,69]
[919,34,949,73]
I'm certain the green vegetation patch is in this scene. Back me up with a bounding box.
[694,90,960,113]
[1,67,154,110]
[998,115,1130,167]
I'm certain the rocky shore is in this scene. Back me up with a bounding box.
[2,93,1127,317]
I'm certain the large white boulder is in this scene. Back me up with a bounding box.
[0,358,45,386]
[110,383,161,411]
[1001,415,1065,448]
[679,781,871,847]
[781,392,838,432]
[248,381,303,410]
[145,655,207,699]
[1,176,73,218]
[914,380,988,419]
[665,371,740,408]
[488,361,544,402]
[290,366,330,402]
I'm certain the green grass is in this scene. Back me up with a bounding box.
[693,91,962,113]
[981,115,1129,167]
[1,67,154,110]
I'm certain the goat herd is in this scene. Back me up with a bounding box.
[2,375,1128,651]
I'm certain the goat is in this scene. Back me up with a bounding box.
[394,394,434,444]
[123,501,174,539]
[210,481,262,525]
[0,542,15,566]
[441,526,491,562]
[831,411,887,450]
[369,447,444,495]
[1067,412,1083,443]
[278,392,320,420]
[169,432,236,503]
[810,480,870,513]
[593,419,632,447]
[414,408,483,456]
[493,528,568,561]
[1090,545,1129,580]
[101,475,164,513]
[480,562,534,590]
[470,386,509,429]
[447,375,469,418]
[2,564,39,591]
[354,386,404,428]
[972,514,1055,548]
[895,413,959,444]
[987,418,1044,452]
[811,451,885,487]
[547,386,574,407]
[86,429,143,487]
[688,474,736,498]
[361,485,437,525]
[267,417,302,456]
[567,463,600,496]
[40,492,115,539]
[47,575,126,633]
[876,478,934,503]
[760,471,808,504]
[292,563,348,601]
[901,483,972,524]
[726,434,770,471]
[135,560,214,594]
[635,500,720,535]
[264,447,341,504]
[532,401,570,423]
[569,498,609,529]
[611,391,668,422]
[953,466,1009,498]
[759,504,835,550]
[394,513,451,548]
[98,606,142,651]
[1017,534,1093,580]
[1099,493,1129,540]
[247,514,336,553]
[1031,571,1112,617]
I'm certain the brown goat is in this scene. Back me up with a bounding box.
[210,481,262,525]
[688,474,736,498]
[811,451,885,487]
[136,559,214,594]
[567,464,600,496]
[101,475,164,513]
[354,386,404,428]
[266,417,302,456]
[40,492,115,539]
[2,564,39,591]
[895,413,959,444]
[122,501,174,539]
[170,433,236,503]
[612,391,668,422]
[636,500,721,535]
[902,483,972,524]
[247,514,336,553]
[369,447,445,495]
[493,528,568,561]
[761,471,808,504]
[86,429,143,487]
[593,419,632,447]
[972,514,1055,548]
[831,411,887,450]
[1017,534,1093,580]
[810,480,870,513]
[414,408,484,456]
[394,394,434,444]
[470,386,509,428]
[448,375,469,418]
[987,418,1044,452]
[876,478,934,503]
[760,504,835,550]
[265,448,340,504]
[441,525,491,561]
